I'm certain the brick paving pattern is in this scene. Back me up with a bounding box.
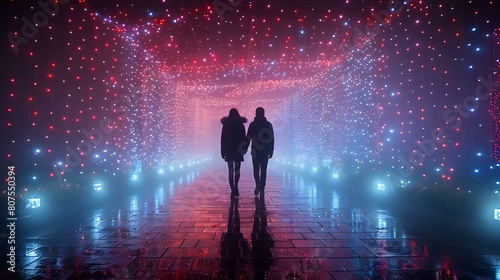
[3,168,500,279]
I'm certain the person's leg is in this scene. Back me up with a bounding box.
[260,156,269,193]
[227,161,235,196]
[252,156,261,195]
[234,161,241,197]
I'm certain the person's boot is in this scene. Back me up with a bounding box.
[234,183,240,197]
[254,181,260,196]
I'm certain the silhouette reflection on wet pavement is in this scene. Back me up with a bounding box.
[220,198,249,274]
[251,195,275,279]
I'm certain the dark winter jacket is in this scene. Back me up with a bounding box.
[221,116,248,162]
[247,116,274,158]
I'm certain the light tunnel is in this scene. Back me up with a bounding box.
[128,58,381,174]
[1,0,499,190]
[3,1,500,278]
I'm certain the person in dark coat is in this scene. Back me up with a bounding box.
[221,108,248,198]
[247,107,274,196]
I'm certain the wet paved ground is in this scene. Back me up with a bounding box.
[3,166,500,279]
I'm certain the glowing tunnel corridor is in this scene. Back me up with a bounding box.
[2,0,500,187]
[1,0,500,278]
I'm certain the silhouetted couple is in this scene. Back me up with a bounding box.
[221,107,274,198]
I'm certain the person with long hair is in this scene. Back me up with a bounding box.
[221,108,248,198]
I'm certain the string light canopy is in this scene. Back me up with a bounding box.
[1,0,498,188]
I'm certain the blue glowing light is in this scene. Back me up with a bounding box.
[27,197,41,208]
[93,182,102,191]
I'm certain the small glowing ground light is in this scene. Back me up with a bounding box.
[377,183,386,191]
[332,173,339,179]
[93,182,102,191]
[27,197,41,209]
[131,174,139,181]
[494,209,500,221]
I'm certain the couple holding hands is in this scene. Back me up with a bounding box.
[221,107,274,198]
